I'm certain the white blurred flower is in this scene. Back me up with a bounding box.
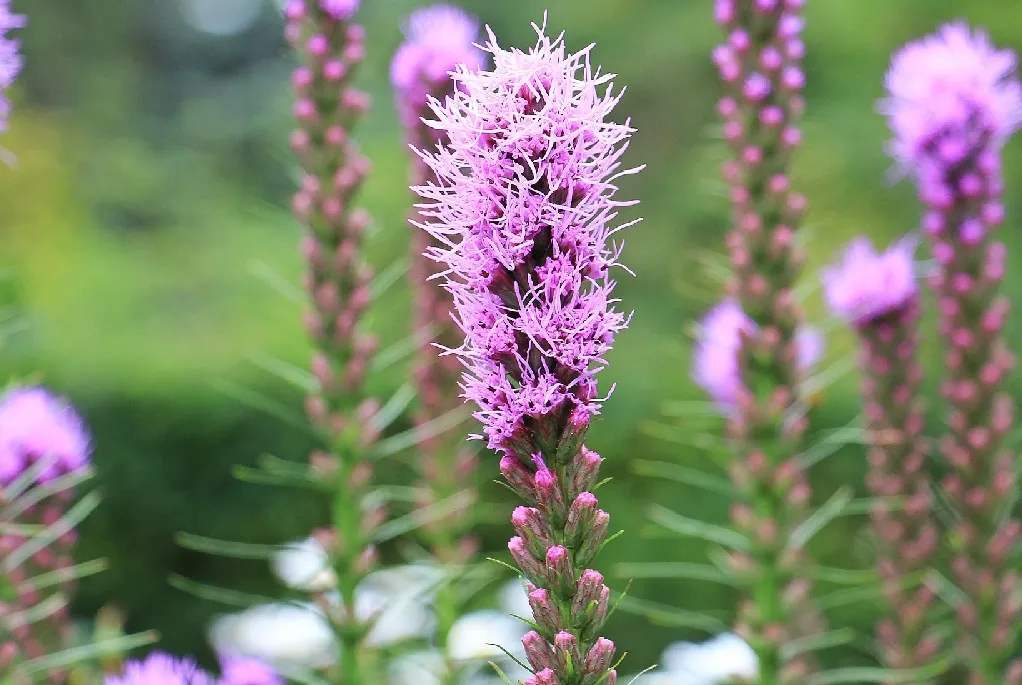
[447,610,528,662]
[660,633,758,684]
[388,650,444,685]
[272,537,337,593]
[357,564,442,647]
[209,602,337,669]
[497,578,531,618]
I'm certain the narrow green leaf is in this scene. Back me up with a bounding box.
[168,574,277,608]
[796,424,866,469]
[641,421,726,451]
[612,561,736,585]
[4,468,94,520]
[372,490,475,544]
[780,628,856,660]
[176,533,280,560]
[23,559,108,592]
[788,486,853,550]
[4,492,102,572]
[811,567,876,585]
[647,504,750,551]
[370,327,433,374]
[614,595,728,632]
[233,465,329,491]
[369,382,416,432]
[248,259,304,306]
[272,665,334,685]
[661,400,724,418]
[632,460,733,497]
[925,569,966,608]
[7,593,66,628]
[213,379,310,431]
[802,355,857,398]
[374,406,470,459]
[248,353,316,392]
[370,258,410,299]
[816,583,884,611]
[807,656,952,685]
[20,631,161,675]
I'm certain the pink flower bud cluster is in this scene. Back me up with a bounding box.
[413,24,640,684]
[392,5,485,578]
[0,387,90,683]
[823,238,941,675]
[286,1,382,677]
[710,3,823,681]
[883,23,1022,681]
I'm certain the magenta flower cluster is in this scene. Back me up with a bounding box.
[391,3,485,136]
[821,238,918,326]
[105,653,282,685]
[0,386,91,486]
[0,0,23,132]
[414,29,637,461]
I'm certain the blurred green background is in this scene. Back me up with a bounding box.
[3,0,1022,675]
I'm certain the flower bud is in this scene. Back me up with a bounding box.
[565,492,599,547]
[501,456,537,503]
[513,506,551,558]
[571,448,603,494]
[523,631,556,672]
[525,668,560,685]
[545,546,575,596]
[528,587,561,634]
[554,631,584,679]
[582,638,616,684]
[509,536,545,585]
[535,467,567,526]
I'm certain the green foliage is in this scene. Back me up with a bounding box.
[3,0,1022,672]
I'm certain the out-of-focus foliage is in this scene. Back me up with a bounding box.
[2,0,1021,671]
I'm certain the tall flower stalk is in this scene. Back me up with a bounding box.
[391,8,486,679]
[285,1,381,681]
[0,387,91,684]
[822,238,941,679]
[412,23,640,685]
[882,23,1022,683]
[709,1,822,682]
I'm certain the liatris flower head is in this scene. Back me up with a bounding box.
[391,4,485,98]
[693,299,821,411]
[821,236,918,326]
[0,0,23,132]
[414,24,639,464]
[218,654,284,685]
[105,653,215,685]
[0,386,91,486]
[882,22,1022,172]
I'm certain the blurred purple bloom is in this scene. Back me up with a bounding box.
[882,22,1022,170]
[693,300,822,410]
[218,654,284,685]
[0,0,24,132]
[0,386,91,486]
[105,653,215,685]
[413,26,639,458]
[821,237,918,325]
[319,0,358,21]
[391,4,484,93]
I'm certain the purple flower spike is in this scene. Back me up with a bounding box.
[693,299,821,411]
[218,654,284,685]
[412,22,638,684]
[0,0,24,133]
[0,386,91,486]
[391,4,485,108]
[391,7,486,663]
[882,22,1022,174]
[318,0,359,21]
[105,653,215,685]
[821,237,917,325]
[884,22,1022,682]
